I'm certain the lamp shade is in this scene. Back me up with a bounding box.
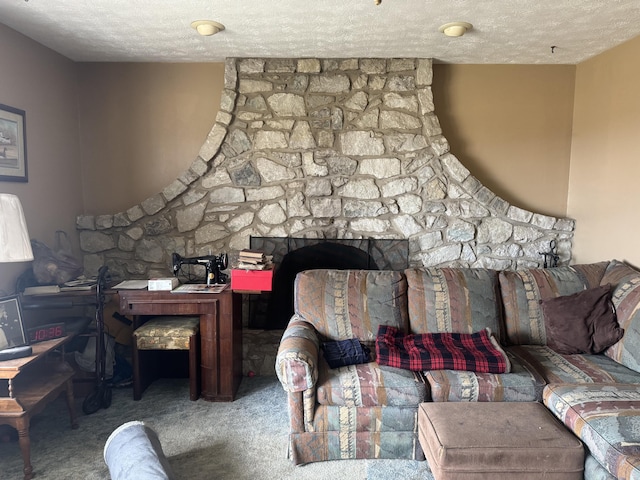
[0,194,34,262]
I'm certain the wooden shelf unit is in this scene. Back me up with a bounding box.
[0,336,78,480]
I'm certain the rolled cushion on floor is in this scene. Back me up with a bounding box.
[104,421,175,480]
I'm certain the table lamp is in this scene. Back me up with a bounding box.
[0,193,34,360]
[0,193,34,263]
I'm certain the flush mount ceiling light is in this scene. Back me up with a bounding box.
[439,22,473,37]
[191,20,225,36]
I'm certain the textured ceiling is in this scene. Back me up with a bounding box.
[1,1,640,64]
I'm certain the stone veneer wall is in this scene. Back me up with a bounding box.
[77,57,574,282]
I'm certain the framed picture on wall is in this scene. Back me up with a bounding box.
[0,103,27,182]
[0,295,29,352]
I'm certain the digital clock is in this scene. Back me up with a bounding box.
[27,322,66,344]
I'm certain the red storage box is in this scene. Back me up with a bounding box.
[231,269,273,292]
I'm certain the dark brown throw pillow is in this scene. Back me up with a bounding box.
[541,284,624,355]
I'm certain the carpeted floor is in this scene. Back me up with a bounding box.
[0,376,433,480]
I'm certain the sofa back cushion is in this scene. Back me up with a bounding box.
[405,268,503,341]
[294,269,408,341]
[601,260,640,373]
[499,262,608,346]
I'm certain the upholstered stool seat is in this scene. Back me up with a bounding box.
[418,402,584,480]
[132,316,200,401]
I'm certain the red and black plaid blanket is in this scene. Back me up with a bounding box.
[375,325,510,373]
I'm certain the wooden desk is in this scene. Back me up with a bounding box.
[0,336,78,480]
[118,289,242,402]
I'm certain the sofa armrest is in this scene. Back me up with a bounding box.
[275,315,320,392]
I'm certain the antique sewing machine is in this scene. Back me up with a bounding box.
[171,252,229,286]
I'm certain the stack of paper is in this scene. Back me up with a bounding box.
[60,278,97,291]
[23,285,61,295]
[172,284,228,294]
[112,280,149,290]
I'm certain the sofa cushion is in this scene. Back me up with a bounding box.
[294,405,423,462]
[541,284,623,355]
[585,454,616,480]
[294,269,409,341]
[544,383,640,480]
[405,267,503,341]
[511,344,640,385]
[426,348,547,402]
[499,262,609,345]
[316,358,428,407]
[601,260,640,374]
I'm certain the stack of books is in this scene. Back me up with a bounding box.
[236,249,273,270]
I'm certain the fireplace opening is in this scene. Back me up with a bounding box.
[246,237,409,329]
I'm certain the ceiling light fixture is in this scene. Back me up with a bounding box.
[438,22,473,37]
[191,20,225,36]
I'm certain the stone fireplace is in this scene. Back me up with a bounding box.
[76,57,575,374]
[78,57,573,277]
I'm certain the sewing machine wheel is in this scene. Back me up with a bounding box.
[220,253,228,269]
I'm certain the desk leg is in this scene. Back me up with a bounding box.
[16,417,32,480]
[65,379,79,429]
[200,312,219,401]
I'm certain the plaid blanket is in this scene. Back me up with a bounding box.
[375,325,510,373]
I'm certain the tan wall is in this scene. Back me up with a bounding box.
[0,25,82,295]
[433,64,576,218]
[568,35,640,266]
[77,63,224,214]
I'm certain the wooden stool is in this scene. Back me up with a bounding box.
[132,316,200,401]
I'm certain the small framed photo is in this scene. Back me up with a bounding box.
[0,296,29,352]
[0,103,28,183]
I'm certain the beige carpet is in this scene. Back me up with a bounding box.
[0,376,433,480]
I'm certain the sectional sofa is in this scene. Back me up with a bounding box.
[275,259,640,479]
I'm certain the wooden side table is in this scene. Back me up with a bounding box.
[0,336,78,480]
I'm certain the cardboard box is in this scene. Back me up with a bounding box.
[148,277,180,291]
[231,269,273,292]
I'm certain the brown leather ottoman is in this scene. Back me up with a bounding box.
[418,402,584,479]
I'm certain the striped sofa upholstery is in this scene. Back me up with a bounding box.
[406,267,547,402]
[602,260,640,373]
[275,261,640,478]
[405,267,504,340]
[498,262,609,346]
[276,269,426,464]
[544,383,640,480]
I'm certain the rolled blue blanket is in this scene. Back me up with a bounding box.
[104,421,175,480]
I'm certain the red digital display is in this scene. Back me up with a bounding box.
[28,323,66,344]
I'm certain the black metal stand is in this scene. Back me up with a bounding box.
[539,240,560,268]
[82,265,112,415]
